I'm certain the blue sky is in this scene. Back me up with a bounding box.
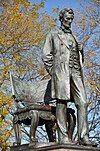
[29,0,81,14]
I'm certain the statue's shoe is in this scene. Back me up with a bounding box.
[79,135,97,147]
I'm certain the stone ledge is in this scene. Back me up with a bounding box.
[10,142,100,151]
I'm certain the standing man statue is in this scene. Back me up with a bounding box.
[43,8,97,146]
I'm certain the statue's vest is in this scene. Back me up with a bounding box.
[66,33,81,70]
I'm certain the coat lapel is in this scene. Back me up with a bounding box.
[57,30,69,49]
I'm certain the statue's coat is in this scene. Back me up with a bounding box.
[43,28,84,100]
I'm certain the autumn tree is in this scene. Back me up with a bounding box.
[0,0,55,150]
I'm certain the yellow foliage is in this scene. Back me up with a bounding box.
[78,16,86,30]
[1,110,9,117]
[2,65,12,78]
[33,2,45,11]
[52,7,59,14]
[0,0,55,149]
[13,0,30,8]
[0,92,13,108]
[38,67,46,76]
[90,21,96,28]
[0,128,12,151]
[0,92,13,150]
[83,35,90,43]
[13,53,21,61]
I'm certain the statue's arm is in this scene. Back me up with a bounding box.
[43,33,53,75]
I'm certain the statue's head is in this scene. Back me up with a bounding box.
[59,8,74,28]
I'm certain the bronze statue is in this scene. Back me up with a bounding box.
[43,8,97,147]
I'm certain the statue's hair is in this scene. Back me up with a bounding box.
[59,8,74,21]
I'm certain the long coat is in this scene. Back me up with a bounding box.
[43,28,84,100]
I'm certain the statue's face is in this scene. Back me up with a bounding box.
[62,12,74,28]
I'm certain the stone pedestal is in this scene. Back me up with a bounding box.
[10,142,100,151]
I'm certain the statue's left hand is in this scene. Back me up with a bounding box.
[78,43,83,51]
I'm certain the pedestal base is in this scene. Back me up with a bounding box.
[10,142,99,151]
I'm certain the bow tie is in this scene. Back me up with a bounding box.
[60,26,72,34]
